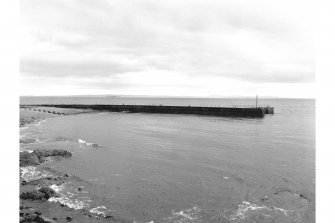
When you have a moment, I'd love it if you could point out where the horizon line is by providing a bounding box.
[19,94,315,99]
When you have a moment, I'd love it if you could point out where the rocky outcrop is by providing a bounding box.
[20,187,58,200]
[39,187,58,199]
[20,190,46,200]
[33,149,72,160]
[20,205,56,223]
[22,176,65,187]
[20,152,40,167]
[20,149,72,167]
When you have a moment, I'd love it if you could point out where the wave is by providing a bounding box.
[49,183,114,218]
[89,206,114,217]
[20,166,54,182]
[34,119,46,126]
[48,182,92,210]
[78,139,101,148]
[228,201,300,222]
[163,207,202,223]
[229,201,267,220]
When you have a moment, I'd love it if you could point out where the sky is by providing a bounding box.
[20,0,315,98]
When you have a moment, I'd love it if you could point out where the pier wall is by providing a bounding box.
[22,104,274,118]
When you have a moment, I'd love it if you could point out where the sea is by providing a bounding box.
[19,97,315,223]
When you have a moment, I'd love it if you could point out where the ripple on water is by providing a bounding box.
[226,201,302,222]
[162,207,202,223]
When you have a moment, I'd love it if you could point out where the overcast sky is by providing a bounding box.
[20,0,314,97]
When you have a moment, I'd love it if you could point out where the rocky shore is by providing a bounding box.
[20,106,93,127]
[20,148,133,223]
[19,108,133,223]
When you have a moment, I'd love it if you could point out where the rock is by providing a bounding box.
[103,215,133,223]
[64,173,70,177]
[38,187,58,199]
[20,190,45,200]
[33,149,54,159]
[24,176,65,187]
[20,152,40,167]
[39,157,54,163]
[20,187,58,200]
[33,215,56,223]
[32,149,72,163]
[51,149,72,157]
[66,216,73,221]
[21,180,27,185]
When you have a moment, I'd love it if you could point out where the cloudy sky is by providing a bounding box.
[20,0,314,97]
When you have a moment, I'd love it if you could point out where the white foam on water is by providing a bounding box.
[78,139,101,147]
[50,184,65,193]
[34,119,46,126]
[20,126,28,131]
[229,201,298,221]
[273,207,289,216]
[20,166,54,181]
[20,150,34,153]
[20,127,29,139]
[20,127,33,140]
[49,196,88,210]
[48,182,93,210]
[90,206,108,216]
[230,201,268,220]
[164,207,202,223]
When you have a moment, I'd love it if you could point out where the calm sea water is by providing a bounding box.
[20,97,315,222]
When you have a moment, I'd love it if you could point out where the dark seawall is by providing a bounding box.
[21,104,274,118]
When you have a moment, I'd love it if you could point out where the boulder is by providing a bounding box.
[51,149,72,157]
[20,190,45,200]
[33,149,72,159]
[20,152,40,167]
[32,149,72,163]
[38,187,58,199]
[24,176,65,187]
[33,149,54,159]
[20,187,58,200]
[20,213,56,223]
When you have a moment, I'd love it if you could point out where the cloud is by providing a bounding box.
[20,58,143,77]
[20,0,314,96]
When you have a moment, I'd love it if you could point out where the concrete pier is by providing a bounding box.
[21,104,274,118]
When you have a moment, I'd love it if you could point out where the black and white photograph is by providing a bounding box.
[14,0,318,222]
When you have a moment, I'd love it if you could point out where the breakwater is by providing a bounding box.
[21,104,274,118]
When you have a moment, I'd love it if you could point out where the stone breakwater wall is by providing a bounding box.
[23,104,274,118]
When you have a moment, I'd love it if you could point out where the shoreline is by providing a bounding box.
[19,107,132,223]
[20,106,94,127]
